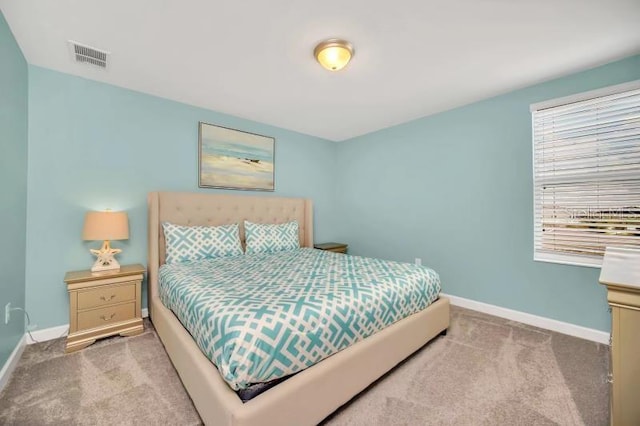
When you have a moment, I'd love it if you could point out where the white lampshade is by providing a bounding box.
[82,211,129,241]
[599,247,640,289]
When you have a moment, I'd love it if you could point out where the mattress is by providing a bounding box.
[159,248,441,391]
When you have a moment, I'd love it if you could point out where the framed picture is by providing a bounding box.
[198,122,275,191]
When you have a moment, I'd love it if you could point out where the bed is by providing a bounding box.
[148,191,450,425]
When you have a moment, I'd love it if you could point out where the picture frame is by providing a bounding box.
[198,122,275,191]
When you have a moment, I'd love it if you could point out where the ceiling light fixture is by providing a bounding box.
[314,39,354,72]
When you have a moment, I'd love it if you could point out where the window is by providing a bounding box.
[531,81,640,267]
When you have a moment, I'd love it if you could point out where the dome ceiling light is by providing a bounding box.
[314,39,354,72]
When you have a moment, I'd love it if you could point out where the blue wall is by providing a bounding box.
[0,12,28,367]
[336,55,640,332]
[26,66,338,329]
[18,50,640,334]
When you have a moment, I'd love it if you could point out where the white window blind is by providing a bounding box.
[531,81,640,267]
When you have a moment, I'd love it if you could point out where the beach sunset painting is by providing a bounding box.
[199,122,275,191]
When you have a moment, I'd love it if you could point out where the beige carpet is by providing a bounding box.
[323,308,609,426]
[0,321,200,425]
[0,308,609,425]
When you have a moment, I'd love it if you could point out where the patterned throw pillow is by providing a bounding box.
[244,220,300,254]
[162,222,243,264]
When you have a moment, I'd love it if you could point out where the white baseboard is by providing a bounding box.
[26,307,150,345]
[0,335,26,392]
[18,296,608,349]
[441,292,609,345]
[26,325,69,344]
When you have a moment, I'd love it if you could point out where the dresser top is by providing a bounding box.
[599,247,640,290]
[64,264,145,284]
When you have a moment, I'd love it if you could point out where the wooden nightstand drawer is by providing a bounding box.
[77,302,136,330]
[608,287,640,310]
[77,282,136,310]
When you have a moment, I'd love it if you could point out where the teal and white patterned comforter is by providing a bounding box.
[159,248,441,390]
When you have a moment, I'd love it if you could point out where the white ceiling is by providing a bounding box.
[2,0,639,141]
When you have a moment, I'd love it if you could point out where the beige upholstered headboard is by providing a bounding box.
[147,192,313,315]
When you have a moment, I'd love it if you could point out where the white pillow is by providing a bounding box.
[162,222,243,264]
[244,220,300,254]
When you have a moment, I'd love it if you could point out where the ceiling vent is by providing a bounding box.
[68,40,110,69]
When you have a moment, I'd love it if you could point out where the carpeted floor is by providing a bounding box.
[323,307,609,426]
[0,307,609,425]
[0,320,201,426]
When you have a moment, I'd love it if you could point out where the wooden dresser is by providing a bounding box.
[602,282,640,425]
[64,264,145,352]
[599,247,640,426]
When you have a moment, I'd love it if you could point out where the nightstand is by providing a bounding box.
[314,242,348,254]
[64,263,145,353]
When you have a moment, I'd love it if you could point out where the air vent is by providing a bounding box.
[68,40,110,69]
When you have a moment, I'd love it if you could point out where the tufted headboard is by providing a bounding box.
[147,192,313,313]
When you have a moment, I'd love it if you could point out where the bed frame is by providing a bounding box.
[147,191,450,425]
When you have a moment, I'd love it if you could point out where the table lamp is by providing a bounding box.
[82,210,129,272]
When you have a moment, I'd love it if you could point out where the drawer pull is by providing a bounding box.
[100,294,117,302]
[100,313,116,321]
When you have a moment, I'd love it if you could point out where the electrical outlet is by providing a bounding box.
[4,303,10,324]
[415,258,422,266]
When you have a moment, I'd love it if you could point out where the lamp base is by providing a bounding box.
[91,258,121,272]
[89,240,122,272]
